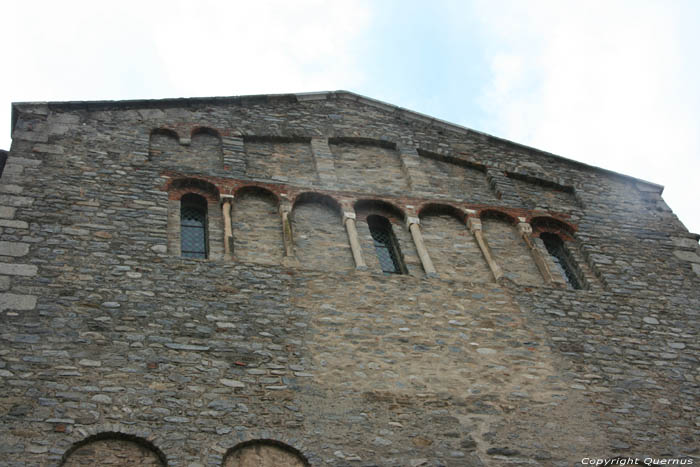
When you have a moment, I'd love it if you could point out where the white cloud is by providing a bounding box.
[474,0,700,233]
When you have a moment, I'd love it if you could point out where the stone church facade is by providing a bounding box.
[0,91,697,466]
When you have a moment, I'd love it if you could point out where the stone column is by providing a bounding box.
[344,211,367,270]
[221,195,234,257]
[517,219,555,285]
[468,216,503,281]
[407,216,437,276]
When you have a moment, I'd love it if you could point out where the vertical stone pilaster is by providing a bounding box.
[222,136,246,176]
[344,211,367,270]
[468,216,503,281]
[397,144,431,193]
[310,137,337,187]
[406,216,437,276]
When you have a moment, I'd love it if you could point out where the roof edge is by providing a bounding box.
[11,91,664,193]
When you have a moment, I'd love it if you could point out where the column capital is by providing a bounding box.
[220,194,234,204]
[279,198,292,214]
[467,217,482,232]
[406,216,420,228]
[343,211,356,221]
[517,222,532,235]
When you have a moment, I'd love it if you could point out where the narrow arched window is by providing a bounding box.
[541,233,581,289]
[367,215,405,274]
[180,193,208,259]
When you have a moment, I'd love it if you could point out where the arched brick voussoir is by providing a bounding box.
[56,425,174,467]
[216,434,314,467]
[165,177,221,202]
[529,215,577,240]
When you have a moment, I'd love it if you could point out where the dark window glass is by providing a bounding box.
[181,193,207,259]
[541,233,581,289]
[367,215,405,274]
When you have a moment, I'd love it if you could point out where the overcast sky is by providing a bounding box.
[2,0,699,234]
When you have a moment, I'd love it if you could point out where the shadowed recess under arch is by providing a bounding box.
[481,210,543,286]
[530,216,576,239]
[231,186,283,264]
[420,203,492,282]
[418,203,466,224]
[292,192,353,271]
[191,126,222,139]
[479,208,517,224]
[354,199,405,221]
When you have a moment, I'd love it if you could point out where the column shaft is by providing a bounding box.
[221,198,233,257]
[468,217,503,281]
[281,209,294,258]
[344,216,367,269]
[409,222,436,275]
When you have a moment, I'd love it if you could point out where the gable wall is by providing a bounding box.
[0,95,697,466]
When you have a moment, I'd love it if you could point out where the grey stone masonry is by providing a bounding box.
[1,91,697,467]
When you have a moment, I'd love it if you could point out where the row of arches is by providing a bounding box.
[60,432,308,466]
[165,178,585,288]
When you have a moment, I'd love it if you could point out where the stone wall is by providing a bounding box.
[0,92,697,466]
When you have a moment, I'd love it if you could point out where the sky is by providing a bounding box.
[2,0,699,234]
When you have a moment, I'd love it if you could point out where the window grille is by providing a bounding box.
[367,215,405,274]
[541,233,581,289]
[181,194,208,259]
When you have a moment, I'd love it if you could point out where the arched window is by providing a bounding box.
[367,215,406,274]
[540,233,581,289]
[180,193,208,258]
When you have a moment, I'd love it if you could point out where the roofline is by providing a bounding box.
[11,90,664,192]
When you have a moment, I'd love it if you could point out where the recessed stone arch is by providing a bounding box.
[419,204,492,282]
[231,186,284,264]
[530,216,590,289]
[191,126,224,170]
[480,209,543,285]
[291,192,353,272]
[354,199,423,277]
[149,128,181,164]
[166,177,223,259]
[60,432,167,466]
[222,439,310,467]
